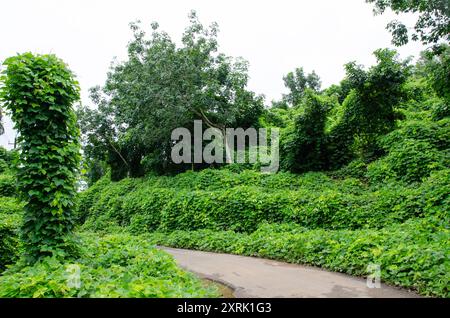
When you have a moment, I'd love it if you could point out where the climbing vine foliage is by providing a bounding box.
[0,53,81,262]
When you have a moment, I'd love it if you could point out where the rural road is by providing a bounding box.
[162,247,420,298]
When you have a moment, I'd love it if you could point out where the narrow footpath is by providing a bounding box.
[162,247,420,298]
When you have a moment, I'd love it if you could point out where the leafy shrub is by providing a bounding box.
[84,177,141,226]
[367,140,446,183]
[0,197,24,215]
[380,119,450,151]
[0,213,21,271]
[147,216,450,297]
[0,233,219,298]
[125,187,174,233]
[417,169,450,218]
[161,187,290,232]
[78,171,445,233]
[0,174,16,197]
[78,162,450,233]
[0,196,23,271]
[280,91,335,172]
[432,101,450,120]
[93,169,356,195]
[138,169,338,192]
[331,159,368,180]
[75,174,111,224]
[0,147,18,172]
[0,160,9,174]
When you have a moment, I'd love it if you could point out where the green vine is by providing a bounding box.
[0,53,81,263]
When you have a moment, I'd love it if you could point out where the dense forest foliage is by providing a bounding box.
[76,13,449,184]
[0,4,448,298]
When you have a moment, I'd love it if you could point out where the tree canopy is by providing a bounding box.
[281,68,321,107]
[79,11,263,181]
[366,0,450,50]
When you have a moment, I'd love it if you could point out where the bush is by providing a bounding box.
[0,147,18,172]
[0,196,23,271]
[146,217,450,297]
[0,160,9,174]
[78,169,446,233]
[0,213,21,271]
[160,187,290,232]
[280,91,335,172]
[0,233,219,298]
[81,177,141,227]
[138,169,339,192]
[431,100,450,120]
[125,187,174,233]
[417,169,450,218]
[78,164,450,233]
[367,140,446,183]
[330,159,368,180]
[0,197,23,215]
[75,175,111,224]
[380,119,450,151]
[0,174,16,197]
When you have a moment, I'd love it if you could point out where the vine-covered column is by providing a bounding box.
[0,53,81,262]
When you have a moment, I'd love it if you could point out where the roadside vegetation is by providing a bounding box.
[0,3,448,298]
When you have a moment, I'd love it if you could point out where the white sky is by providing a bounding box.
[0,0,425,149]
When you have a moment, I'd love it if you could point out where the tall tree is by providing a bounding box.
[281,90,336,172]
[328,49,410,166]
[416,44,450,103]
[366,0,450,50]
[80,11,264,177]
[282,68,321,107]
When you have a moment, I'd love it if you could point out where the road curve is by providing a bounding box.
[161,247,420,298]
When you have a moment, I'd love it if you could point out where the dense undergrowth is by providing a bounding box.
[1,98,448,297]
[69,93,450,297]
[0,233,218,297]
[76,168,449,234]
[0,154,217,298]
[72,167,449,297]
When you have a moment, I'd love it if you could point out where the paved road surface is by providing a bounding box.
[161,247,419,298]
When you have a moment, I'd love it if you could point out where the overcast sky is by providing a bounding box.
[0,0,425,148]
